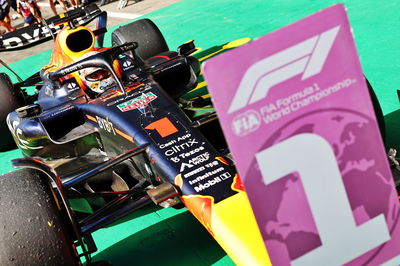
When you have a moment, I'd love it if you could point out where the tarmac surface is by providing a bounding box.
[0,0,179,64]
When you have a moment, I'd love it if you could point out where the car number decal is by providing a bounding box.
[144,117,178,138]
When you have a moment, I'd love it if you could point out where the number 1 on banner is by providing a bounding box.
[256,133,390,265]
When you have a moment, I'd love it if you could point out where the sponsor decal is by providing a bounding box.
[170,157,180,163]
[128,73,139,81]
[153,132,204,163]
[87,115,133,142]
[177,146,204,159]
[180,162,195,172]
[122,60,132,68]
[194,176,222,192]
[66,82,80,93]
[104,85,146,106]
[125,82,143,93]
[159,133,191,149]
[187,152,211,166]
[182,165,205,176]
[192,171,232,192]
[0,24,61,49]
[99,89,122,103]
[189,167,225,186]
[66,82,76,90]
[44,85,53,97]
[96,116,116,135]
[183,158,233,192]
[160,139,177,149]
[0,8,96,51]
[117,92,157,112]
[181,159,219,176]
[164,139,199,157]
[156,131,210,164]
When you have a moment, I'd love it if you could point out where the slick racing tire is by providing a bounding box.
[0,73,20,151]
[0,169,79,265]
[111,18,169,60]
[366,78,385,141]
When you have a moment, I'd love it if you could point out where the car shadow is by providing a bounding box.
[90,210,231,266]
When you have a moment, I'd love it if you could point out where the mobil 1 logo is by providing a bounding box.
[181,157,237,201]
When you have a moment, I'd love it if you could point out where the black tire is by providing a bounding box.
[0,168,79,265]
[366,78,385,141]
[0,73,20,151]
[111,18,169,60]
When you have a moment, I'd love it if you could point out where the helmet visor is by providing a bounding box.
[85,69,111,82]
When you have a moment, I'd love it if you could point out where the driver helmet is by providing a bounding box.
[78,51,115,95]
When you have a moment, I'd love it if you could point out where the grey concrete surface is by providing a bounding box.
[0,0,180,64]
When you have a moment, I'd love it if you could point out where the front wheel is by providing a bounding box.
[111,18,169,60]
[0,168,79,265]
[0,73,23,151]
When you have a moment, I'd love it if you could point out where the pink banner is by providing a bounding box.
[203,4,400,265]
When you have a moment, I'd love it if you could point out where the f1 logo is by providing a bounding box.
[228,26,340,114]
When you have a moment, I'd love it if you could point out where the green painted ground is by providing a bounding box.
[1,0,399,265]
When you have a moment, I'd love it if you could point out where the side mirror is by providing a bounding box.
[177,40,196,56]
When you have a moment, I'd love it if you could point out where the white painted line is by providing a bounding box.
[36,2,141,19]
[106,11,142,19]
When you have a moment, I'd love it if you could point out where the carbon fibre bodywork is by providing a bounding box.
[9,39,241,203]
[2,10,269,264]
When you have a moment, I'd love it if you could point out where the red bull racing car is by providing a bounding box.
[0,4,269,265]
[0,4,389,265]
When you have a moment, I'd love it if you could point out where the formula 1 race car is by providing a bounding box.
[0,4,388,265]
[0,4,269,265]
